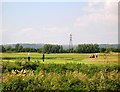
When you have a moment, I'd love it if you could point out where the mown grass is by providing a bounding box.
[1,52,119,64]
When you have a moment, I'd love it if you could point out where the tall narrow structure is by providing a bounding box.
[69,34,73,52]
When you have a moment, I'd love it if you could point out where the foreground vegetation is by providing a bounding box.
[1,53,120,91]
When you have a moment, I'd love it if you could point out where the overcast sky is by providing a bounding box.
[1,0,119,45]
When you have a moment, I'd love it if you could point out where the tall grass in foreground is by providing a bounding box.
[2,61,120,91]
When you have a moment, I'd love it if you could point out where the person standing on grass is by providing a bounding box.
[28,52,30,61]
[104,53,107,62]
[96,53,98,58]
[42,53,45,62]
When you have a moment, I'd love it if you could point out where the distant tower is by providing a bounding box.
[69,34,73,52]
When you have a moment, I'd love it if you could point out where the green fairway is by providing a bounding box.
[1,52,119,65]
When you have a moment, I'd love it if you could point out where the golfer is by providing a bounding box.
[42,53,45,62]
[28,52,30,61]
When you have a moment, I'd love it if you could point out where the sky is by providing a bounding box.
[1,0,119,45]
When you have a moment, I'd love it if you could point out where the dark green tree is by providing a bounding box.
[15,44,23,52]
[75,44,100,53]
[1,45,6,52]
[6,46,12,52]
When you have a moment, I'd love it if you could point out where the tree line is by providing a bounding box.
[0,43,120,53]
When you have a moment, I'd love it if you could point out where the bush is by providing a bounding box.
[2,61,120,91]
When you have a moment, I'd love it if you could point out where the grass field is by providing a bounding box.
[1,52,120,91]
[1,52,119,64]
[0,53,120,63]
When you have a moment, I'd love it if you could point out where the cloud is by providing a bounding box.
[19,28,33,35]
[2,26,71,44]
[19,27,70,36]
[74,0,118,28]
[21,28,33,32]
[2,1,119,44]
[73,0,118,44]
[88,0,119,3]
[42,27,70,34]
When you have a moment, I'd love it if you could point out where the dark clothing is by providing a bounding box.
[42,54,44,62]
[28,53,30,61]
[28,57,30,61]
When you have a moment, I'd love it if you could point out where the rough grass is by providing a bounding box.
[1,52,120,91]
[2,61,120,91]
